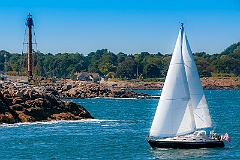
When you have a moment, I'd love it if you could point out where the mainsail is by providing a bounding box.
[149,25,196,138]
[182,31,212,129]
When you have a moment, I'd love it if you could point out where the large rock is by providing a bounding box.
[0,82,94,124]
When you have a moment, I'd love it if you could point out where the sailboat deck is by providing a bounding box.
[163,136,213,142]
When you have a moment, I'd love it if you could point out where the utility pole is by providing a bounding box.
[26,13,33,79]
[4,54,7,74]
[136,67,139,79]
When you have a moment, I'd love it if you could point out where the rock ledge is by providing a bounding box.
[0,82,93,124]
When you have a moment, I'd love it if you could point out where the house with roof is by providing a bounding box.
[72,72,100,82]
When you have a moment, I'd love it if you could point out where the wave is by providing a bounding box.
[0,119,122,128]
[91,97,138,100]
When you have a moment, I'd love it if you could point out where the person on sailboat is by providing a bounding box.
[210,130,216,138]
[210,130,221,140]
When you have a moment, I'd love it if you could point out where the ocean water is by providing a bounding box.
[0,90,239,159]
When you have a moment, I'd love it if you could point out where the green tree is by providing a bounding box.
[33,60,44,76]
[99,63,117,75]
[212,55,240,76]
[116,57,137,79]
[88,63,100,73]
[98,52,117,75]
[221,42,240,55]
[194,52,212,77]
[117,52,127,63]
[143,64,160,78]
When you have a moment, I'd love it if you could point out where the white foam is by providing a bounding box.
[0,119,121,127]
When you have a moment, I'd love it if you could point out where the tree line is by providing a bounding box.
[0,42,240,80]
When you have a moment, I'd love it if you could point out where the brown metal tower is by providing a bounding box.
[26,13,33,78]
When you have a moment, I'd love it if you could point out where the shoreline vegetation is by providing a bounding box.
[1,76,239,124]
[1,41,240,81]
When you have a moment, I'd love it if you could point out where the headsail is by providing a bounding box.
[182,31,212,129]
[149,25,196,138]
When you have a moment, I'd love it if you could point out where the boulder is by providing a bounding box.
[0,82,94,124]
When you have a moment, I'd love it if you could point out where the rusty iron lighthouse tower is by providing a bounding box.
[26,13,34,78]
[22,13,37,81]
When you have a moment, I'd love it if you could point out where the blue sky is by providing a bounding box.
[0,0,240,55]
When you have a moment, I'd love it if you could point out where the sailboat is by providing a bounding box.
[147,24,225,149]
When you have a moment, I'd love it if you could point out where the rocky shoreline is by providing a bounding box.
[0,80,150,124]
[31,77,240,99]
[201,77,240,90]
[41,79,150,99]
[0,82,93,124]
[1,76,239,124]
[100,77,240,90]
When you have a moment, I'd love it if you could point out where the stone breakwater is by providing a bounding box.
[42,79,150,99]
[0,82,93,124]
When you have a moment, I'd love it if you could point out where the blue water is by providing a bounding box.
[0,90,239,159]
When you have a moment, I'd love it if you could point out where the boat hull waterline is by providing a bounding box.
[148,139,224,149]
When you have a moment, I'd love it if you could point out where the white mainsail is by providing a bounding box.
[182,31,212,129]
[149,26,196,138]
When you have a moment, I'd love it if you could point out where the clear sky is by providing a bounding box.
[0,0,240,55]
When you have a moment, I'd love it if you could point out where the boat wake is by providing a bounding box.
[150,147,211,159]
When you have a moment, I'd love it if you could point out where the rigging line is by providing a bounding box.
[194,113,204,122]
[184,64,191,68]
[32,26,38,51]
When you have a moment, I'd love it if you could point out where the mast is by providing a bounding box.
[180,22,184,30]
[26,13,33,78]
